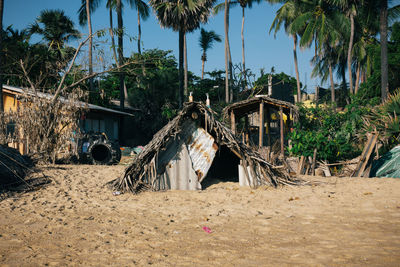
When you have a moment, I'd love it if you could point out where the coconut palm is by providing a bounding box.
[215,0,261,95]
[199,29,222,79]
[270,0,303,102]
[128,0,150,54]
[79,0,100,93]
[29,9,80,50]
[329,0,366,95]
[149,0,216,107]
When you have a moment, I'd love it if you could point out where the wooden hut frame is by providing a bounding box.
[223,95,298,157]
[112,102,301,193]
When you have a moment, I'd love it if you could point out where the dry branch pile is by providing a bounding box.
[113,102,302,193]
[0,89,86,163]
[0,145,34,188]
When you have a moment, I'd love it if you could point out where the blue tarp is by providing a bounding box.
[370,145,400,178]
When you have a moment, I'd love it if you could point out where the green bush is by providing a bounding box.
[289,96,375,162]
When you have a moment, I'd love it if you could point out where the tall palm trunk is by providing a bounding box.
[0,0,4,112]
[178,29,184,108]
[137,9,142,54]
[241,7,246,90]
[354,61,361,94]
[117,0,125,110]
[201,52,206,80]
[293,34,301,103]
[380,0,388,102]
[184,32,188,99]
[108,8,118,68]
[224,0,230,103]
[86,0,94,93]
[347,11,355,94]
[329,61,335,106]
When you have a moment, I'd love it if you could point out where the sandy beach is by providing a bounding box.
[0,164,399,266]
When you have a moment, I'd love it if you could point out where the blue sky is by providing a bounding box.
[4,0,321,92]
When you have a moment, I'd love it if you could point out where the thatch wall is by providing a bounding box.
[112,102,300,193]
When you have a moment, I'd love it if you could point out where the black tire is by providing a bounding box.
[86,139,121,165]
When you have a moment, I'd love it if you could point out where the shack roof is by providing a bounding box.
[112,101,301,193]
[2,84,133,117]
[224,95,298,118]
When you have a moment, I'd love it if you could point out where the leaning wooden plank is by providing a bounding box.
[311,148,317,176]
[297,156,305,175]
[353,134,378,177]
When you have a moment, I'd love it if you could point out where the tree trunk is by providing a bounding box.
[347,11,355,94]
[293,35,301,103]
[178,29,184,108]
[201,53,205,80]
[137,9,142,54]
[224,0,230,103]
[241,7,246,90]
[117,0,125,110]
[354,61,361,94]
[0,0,4,112]
[109,7,118,65]
[86,0,94,94]
[380,0,388,102]
[329,61,335,106]
[184,32,188,100]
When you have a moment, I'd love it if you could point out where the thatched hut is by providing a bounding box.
[113,102,300,193]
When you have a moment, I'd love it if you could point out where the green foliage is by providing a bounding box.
[254,71,299,94]
[100,49,180,139]
[289,95,375,162]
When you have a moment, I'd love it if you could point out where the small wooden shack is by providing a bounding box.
[112,102,300,193]
[224,95,298,157]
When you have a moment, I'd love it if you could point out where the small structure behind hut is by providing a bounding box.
[113,102,298,193]
[224,95,298,158]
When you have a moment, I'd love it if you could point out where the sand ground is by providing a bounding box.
[0,164,399,266]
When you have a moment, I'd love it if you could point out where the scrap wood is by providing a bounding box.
[352,134,378,177]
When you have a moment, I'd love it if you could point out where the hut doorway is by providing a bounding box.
[201,145,240,189]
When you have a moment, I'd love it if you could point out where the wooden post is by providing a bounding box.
[259,101,264,148]
[311,148,317,176]
[279,106,284,157]
[230,111,236,135]
[244,115,249,145]
[265,106,271,147]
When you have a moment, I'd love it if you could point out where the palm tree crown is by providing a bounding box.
[29,9,79,49]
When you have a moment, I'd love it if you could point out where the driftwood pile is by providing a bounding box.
[112,102,303,193]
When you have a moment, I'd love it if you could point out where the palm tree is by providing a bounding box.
[329,0,366,95]
[199,28,222,79]
[79,0,100,93]
[270,0,303,102]
[127,0,150,54]
[29,9,80,50]
[215,0,261,97]
[380,0,388,101]
[149,0,216,107]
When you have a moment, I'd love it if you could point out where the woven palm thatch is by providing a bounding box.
[112,102,300,193]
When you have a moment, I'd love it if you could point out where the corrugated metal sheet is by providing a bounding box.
[183,121,218,183]
[163,144,201,190]
[153,120,218,190]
